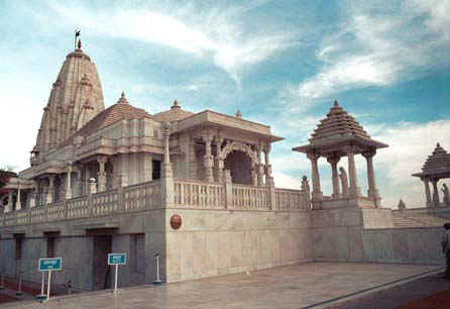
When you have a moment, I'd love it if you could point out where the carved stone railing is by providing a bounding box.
[274,188,309,210]
[124,181,161,211]
[232,184,270,210]
[174,180,225,208]
[173,179,310,211]
[0,179,311,227]
[0,181,162,227]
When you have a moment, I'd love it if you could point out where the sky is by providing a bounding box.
[0,0,449,208]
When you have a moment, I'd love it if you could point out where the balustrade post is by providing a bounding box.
[268,177,276,210]
[223,170,232,209]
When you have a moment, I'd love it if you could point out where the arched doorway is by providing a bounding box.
[224,150,253,185]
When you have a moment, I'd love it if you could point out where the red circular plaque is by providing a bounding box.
[170,214,182,230]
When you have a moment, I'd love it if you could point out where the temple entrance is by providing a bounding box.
[92,234,112,290]
[224,151,253,185]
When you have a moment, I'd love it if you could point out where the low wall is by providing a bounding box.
[362,227,446,265]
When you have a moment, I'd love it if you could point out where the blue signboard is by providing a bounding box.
[108,253,127,265]
[39,257,62,271]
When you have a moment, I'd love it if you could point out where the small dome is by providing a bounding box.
[153,100,194,122]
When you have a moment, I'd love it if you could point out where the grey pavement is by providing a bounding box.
[2,262,444,309]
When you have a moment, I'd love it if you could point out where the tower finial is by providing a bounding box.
[333,100,339,107]
[117,91,128,104]
[235,109,242,119]
[75,29,80,50]
[171,100,180,109]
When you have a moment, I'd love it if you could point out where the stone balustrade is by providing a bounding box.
[173,179,310,211]
[0,179,311,227]
[174,180,225,209]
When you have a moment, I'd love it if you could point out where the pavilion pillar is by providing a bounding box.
[46,175,55,204]
[423,177,432,207]
[307,152,323,200]
[161,122,174,207]
[256,144,264,186]
[347,151,361,197]
[432,178,440,207]
[264,144,272,186]
[16,186,21,211]
[97,156,107,192]
[327,155,340,198]
[65,163,73,199]
[5,190,13,212]
[203,135,214,182]
[215,135,224,182]
[362,150,380,206]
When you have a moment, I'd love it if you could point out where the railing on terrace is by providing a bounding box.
[0,181,161,227]
[0,179,311,227]
[174,180,225,209]
[173,179,310,211]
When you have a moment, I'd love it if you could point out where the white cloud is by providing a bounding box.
[50,3,295,84]
[0,96,42,171]
[289,0,450,103]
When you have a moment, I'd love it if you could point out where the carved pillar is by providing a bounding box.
[46,175,55,204]
[263,144,272,186]
[5,190,13,212]
[203,135,214,182]
[432,178,440,207]
[162,122,174,207]
[307,152,323,200]
[362,150,378,197]
[346,150,361,197]
[327,156,340,198]
[97,156,107,192]
[16,186,21,211]
[65,163,73,199]
[253,144,263,186]
[423,177,432,207]
[214,136,224,182]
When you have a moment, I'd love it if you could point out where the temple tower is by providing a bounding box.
[31,40,104,165]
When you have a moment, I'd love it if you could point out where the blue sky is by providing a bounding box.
[1,0,449,207]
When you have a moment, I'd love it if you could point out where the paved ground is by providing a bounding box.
[326,272,450,309]
[2,263,444,309]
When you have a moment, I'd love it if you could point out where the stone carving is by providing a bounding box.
[442,184,449,206]
[301,175,310,197]
[170,214,182,230]
[339,167,349,196]
[397,199,406,210]
[219,141,258,165]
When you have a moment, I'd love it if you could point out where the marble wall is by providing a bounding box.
[165,209,312,282]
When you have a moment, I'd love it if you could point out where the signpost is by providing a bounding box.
[108,253,126,293]
[38,257,62,301]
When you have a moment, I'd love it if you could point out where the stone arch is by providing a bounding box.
[219,141,258,165]
[220,141,258,185]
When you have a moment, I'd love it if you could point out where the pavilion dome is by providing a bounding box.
[73,92,152,138]
[422,143,450,173]
[32,41,104,160]
[153,100,194,122]
[309,100,371,144]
